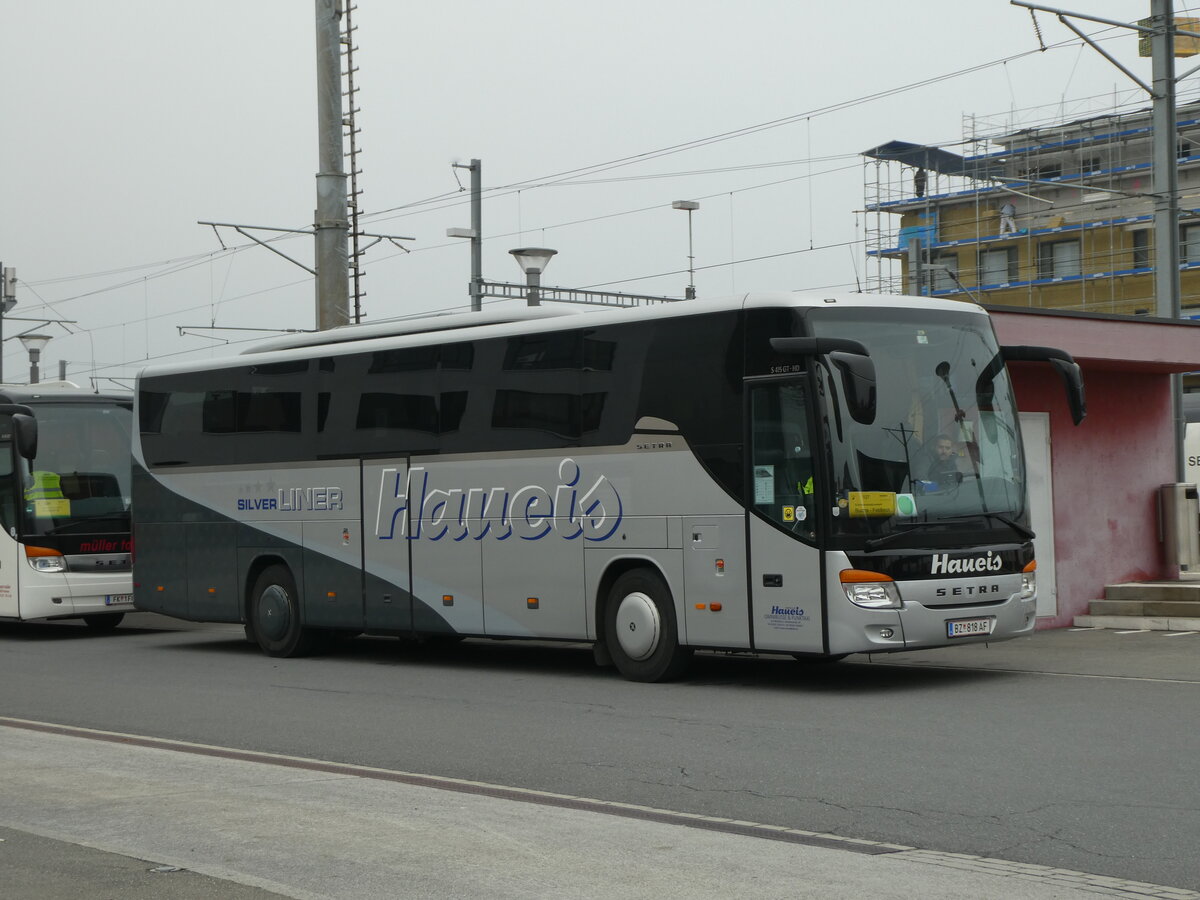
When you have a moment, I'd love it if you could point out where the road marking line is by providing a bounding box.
[1165,631,1198,637]
[1114,629,1150,634]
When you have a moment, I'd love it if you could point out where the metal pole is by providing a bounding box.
[527,270,541,307]
[29,351,38,386]
[470,159,483,312]
[907,237,925,296]
[686,209,696,300]
[1150,0,1187,482]
[1152,0,1181,320]
[314,0,349,331]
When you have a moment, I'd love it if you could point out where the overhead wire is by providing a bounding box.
[28,17,1138,377]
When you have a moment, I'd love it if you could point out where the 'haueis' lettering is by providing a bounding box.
[375,458,623,543]
[930,551,1004,576]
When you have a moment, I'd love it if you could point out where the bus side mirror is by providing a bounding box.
[768,337,877,425]
[12,414,36,461]
[1001,345,1086,426]
[829,351,877,425]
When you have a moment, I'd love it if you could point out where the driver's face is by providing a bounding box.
[936,440,953,459]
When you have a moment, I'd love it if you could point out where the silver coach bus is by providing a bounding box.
[132,293,1084,681]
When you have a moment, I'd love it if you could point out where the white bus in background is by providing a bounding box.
[0,383,133,629]
[132,292,1084,681]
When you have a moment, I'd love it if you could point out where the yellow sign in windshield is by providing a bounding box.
[847,491,896,518]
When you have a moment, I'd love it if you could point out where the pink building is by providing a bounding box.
[988,306,1200,628]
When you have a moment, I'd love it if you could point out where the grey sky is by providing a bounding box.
[0,1,1183,386]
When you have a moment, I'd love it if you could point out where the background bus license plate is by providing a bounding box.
[947,617,993,638]
[105,594,134,606]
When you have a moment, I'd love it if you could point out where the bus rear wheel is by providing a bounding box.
[83,613,124,631]
[604,568,691,683]
[249,565,315,658]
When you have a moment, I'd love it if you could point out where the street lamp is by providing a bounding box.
[509,247,557,307]
[672,201,699,300]
[19,334,50,385]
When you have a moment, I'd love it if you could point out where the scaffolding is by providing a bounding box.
[863,85,1200,316]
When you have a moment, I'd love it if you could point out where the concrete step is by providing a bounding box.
[1089,598,1200,617]
[1073,614,1200,631]
[1104,581,1200,602]
[1080,580,1200,629]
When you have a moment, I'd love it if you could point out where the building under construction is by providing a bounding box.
[862,88,1200,318]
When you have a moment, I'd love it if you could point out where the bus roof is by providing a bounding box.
[0,381,131,406]
[138,292,987,381]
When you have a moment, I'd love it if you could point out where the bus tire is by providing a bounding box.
[83,613,124,631]
[249,565,315,658]
[792,653,848,664]
[604,568,691,683]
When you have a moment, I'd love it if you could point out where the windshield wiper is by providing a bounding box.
[863,512,1033,553]
[969,512,1034,541]
[37,510,130,535]
[863,522,941,553]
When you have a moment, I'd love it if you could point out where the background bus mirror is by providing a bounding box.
[829,351,877,425]
[12,414,37,461]
[1001,345,1087,426]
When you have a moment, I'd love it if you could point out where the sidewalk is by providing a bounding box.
[2,683,1197,900]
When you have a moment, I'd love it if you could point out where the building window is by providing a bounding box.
[931,253,959,291]
[1182,224,1200,264]
[978,247,1016,285]
[1024,160,1062,181]
[1132,230,1151,269]
[1037,239,1081,279]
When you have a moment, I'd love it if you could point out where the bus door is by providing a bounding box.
[745,378,825,655]
[362,457,415,632]
[0,435,19,617]
[361,457,485,637]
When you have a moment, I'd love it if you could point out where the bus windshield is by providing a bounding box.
[20,402,133,538]
[809,307,1026,546]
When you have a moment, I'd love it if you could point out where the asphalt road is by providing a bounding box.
[1,613,1198,896]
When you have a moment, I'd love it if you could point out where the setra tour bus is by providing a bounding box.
[131,292,1084,681]
[0,382,134,629]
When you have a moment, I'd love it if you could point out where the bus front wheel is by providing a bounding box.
[604,568,691,683]
[249,565,315,658]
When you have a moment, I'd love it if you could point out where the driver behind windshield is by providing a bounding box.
[917,433,962,489]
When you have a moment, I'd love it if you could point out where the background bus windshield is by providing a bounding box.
[19,403,132,538]
[809,307,1026,545]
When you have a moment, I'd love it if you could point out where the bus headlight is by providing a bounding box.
[25,546,67,573]
[1020,561,1037,600]
[840,569,901,609]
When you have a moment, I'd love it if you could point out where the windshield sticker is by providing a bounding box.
[894,493,917,517]
[753,465,775,503]
[848,491,896,518]
[33,499,70,517]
